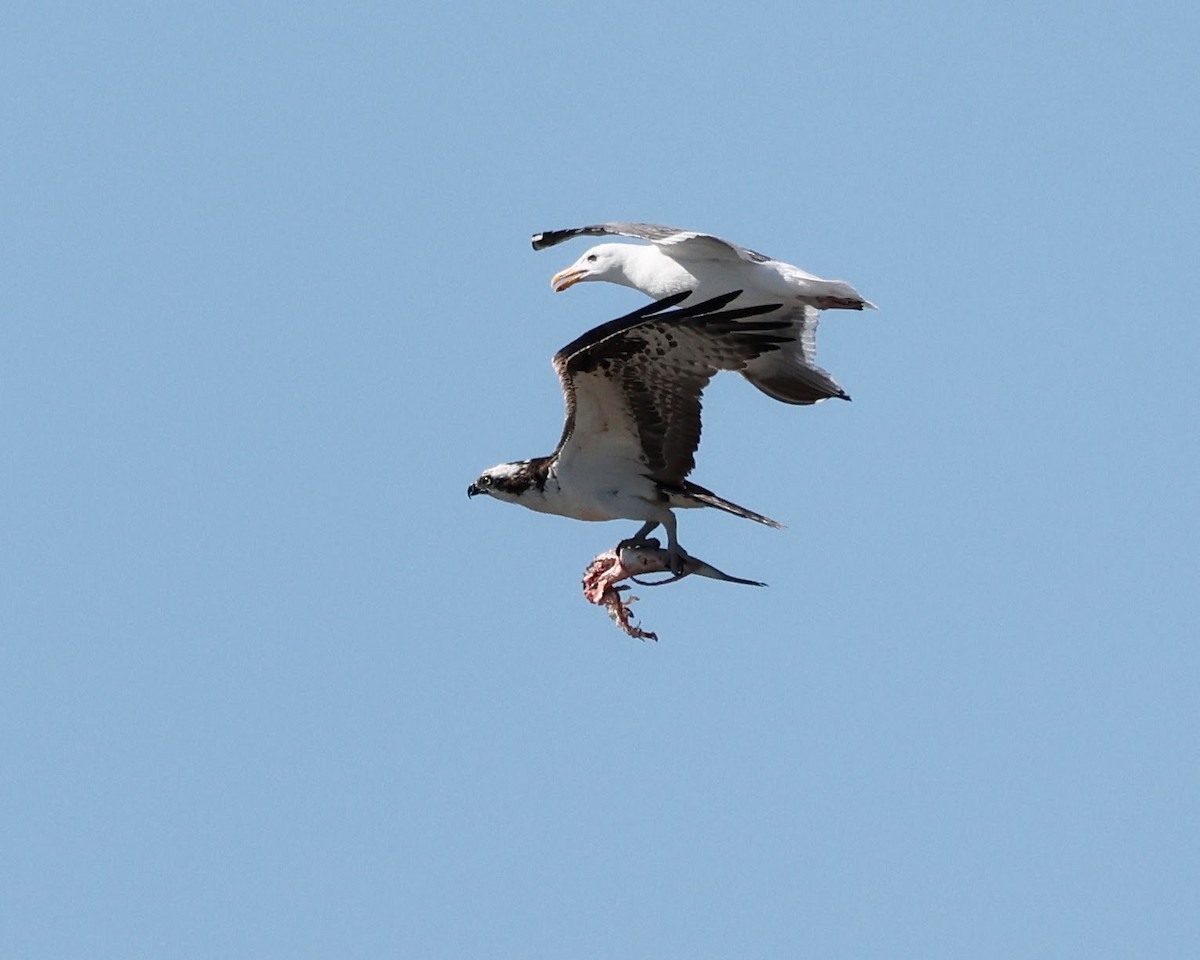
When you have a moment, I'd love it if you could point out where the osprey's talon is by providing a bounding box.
[667,547,692,577]
[617,535,661,552]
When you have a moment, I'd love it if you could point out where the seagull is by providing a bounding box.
[468,291,790,573]
[532,222,875,406]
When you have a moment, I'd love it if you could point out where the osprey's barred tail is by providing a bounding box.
[678,481,784,529]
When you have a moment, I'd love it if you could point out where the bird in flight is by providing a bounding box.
[533,221,874,406]
[468,291,791,573]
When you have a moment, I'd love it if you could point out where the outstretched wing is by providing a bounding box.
[532,222,774,264]
[552,293,790,485]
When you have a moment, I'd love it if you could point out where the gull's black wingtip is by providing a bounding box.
[532,229,572,251]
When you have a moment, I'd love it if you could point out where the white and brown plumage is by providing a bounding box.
[533,222,875,406]
[468,292,791,571]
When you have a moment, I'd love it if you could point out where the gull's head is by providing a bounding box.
[550,243,631,292]
[468,460,543,504]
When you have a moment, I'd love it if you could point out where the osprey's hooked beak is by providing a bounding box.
[550,267,587,292]
[467,482,481,498]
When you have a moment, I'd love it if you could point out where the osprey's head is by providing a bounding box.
[550,243,632,292]
[468,460,546,503]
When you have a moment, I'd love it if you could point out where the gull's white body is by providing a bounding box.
[579,240,870,311]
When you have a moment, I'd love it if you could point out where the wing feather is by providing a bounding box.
[552,294,791,484]
[532,222,773,264]
[740,304,850,404]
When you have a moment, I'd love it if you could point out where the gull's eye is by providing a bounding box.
[586,253,598,262]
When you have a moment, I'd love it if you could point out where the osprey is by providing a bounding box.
[468,292,791,572]
[532,221,875,406]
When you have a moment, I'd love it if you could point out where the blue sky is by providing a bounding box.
[2,1,1197,957]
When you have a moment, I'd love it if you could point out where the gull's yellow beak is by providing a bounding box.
[550,267,587,292]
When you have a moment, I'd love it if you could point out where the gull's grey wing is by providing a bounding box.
[532,222,774,264]
[552,293,790,484]
[741,304,850,405]
[532,222,689,249]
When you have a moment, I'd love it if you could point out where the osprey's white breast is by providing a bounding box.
[551,451,660,524]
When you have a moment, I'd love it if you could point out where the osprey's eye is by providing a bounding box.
[586,253,598,262]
